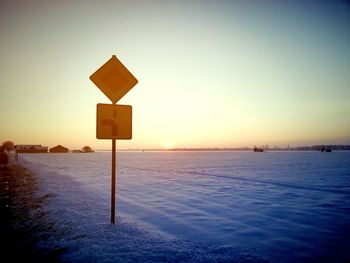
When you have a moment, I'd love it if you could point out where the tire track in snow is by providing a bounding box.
[117,167,324,238]
[120,165,350,195]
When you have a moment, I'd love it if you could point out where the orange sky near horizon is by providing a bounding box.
[1,1,349,150]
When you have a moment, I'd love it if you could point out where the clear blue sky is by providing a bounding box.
[0,0,349,149]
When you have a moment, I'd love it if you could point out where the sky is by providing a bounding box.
[0,0,349,150]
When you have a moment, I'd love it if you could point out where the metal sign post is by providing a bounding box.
[111,139,116,224]
[90,55,138,224]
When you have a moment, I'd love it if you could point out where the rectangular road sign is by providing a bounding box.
[96,104,132,139]
[90,55,138,104]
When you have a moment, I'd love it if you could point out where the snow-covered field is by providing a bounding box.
[19,151,350,262]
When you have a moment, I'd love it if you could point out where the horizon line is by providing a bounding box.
[97,144,350,152]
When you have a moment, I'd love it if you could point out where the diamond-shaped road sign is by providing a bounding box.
[90,55,137,225]
[90,55,138,104]
[96,103,132,139]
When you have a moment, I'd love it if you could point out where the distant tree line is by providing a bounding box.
[1,141,14,153]
[154,145,350,151]
[0,140,14,166]
[292,145,350,151]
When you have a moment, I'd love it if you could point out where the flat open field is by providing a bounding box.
[13,151,350,262]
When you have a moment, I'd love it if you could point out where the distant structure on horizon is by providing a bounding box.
[15,145,48,153]
[253,146,264,152]
[320,146,332,152]
[72,146,95,153]
[49,145,69,153]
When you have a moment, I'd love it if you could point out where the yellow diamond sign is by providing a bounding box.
[90,55,138,104]
[96,104,132,140]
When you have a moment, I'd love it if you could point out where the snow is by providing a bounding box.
[19,151,350,262]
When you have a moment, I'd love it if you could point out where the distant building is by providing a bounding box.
[49,145,69,153]
[15,145,48,153]
[253,146,264,152]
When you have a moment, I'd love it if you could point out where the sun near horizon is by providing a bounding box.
[0,1,349,149]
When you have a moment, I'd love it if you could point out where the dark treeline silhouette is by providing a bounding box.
[133,145,350,152]
[293,145,350,151]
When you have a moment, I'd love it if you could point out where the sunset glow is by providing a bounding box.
[0,1,349,149]
[163,142,174,150]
